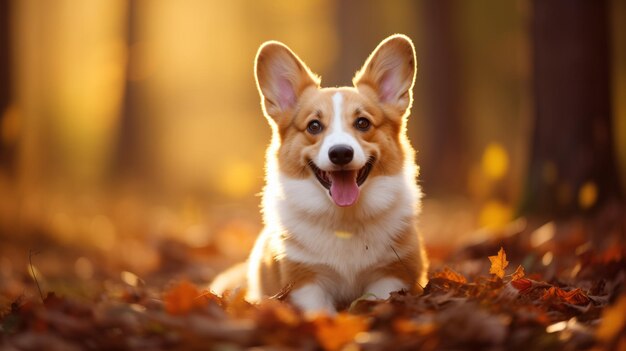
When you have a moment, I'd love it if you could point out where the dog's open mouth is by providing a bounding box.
[308,157,375,207]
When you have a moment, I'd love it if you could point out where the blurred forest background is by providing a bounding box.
[0,0,624,298]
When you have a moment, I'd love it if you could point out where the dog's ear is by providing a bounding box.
[353,34,417,118]
[255,41,320,122]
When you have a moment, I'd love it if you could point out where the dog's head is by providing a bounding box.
[255,35,417,208]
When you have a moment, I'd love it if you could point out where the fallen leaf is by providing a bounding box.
[510,265,525,281]
[196,289,223,306]
[432,267,467,284]
[437,303,508,346]
[221,288,252,318]
[489,247,509,279]
[256,299,300,327]
[559,288,590,305]
[511,278,532,292]
[541,287,590,305]
[393,318,435,335]
[314,313,369,351]
[163,280,206,315]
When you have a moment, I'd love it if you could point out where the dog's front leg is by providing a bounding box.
[289,283,336,315]
[364,277,407,300]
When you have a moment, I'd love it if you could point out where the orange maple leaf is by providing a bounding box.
[510,265,525,281]
[488,247,509,279]
[541,287,590,305]
[432,267,467,284]
[314,313,369,351]
[511,278,532,292]
[163,280,207,315]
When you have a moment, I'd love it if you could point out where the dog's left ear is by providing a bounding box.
[353,34,417,118]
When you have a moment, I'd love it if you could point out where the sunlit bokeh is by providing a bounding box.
[481,143,509,181]
[578,181,598,210]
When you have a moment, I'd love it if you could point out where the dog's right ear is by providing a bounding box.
[255,42,320,122]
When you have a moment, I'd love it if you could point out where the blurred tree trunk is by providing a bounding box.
[417,0,467,196]
[522,0,621,217]
[112,1,140,182]
[330,0,380,86]
[0,0,15,175]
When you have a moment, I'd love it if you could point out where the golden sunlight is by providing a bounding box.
[478,200,513,230]
[481,142,509,181]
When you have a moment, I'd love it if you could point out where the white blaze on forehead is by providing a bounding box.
[332,92,344,134]
[315,92,366,169]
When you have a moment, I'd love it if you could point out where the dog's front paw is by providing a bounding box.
[365,277,406,300]
[290,283,336,316]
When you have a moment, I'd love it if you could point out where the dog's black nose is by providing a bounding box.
[329,145,354,165]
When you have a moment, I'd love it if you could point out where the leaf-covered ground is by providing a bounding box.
[1,204,625,350]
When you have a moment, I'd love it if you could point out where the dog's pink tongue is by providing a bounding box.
[330,170,359,207]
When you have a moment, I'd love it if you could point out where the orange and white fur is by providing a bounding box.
[211,34,428,314]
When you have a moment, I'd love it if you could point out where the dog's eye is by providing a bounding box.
[307,120,323,134]
[354,117,371,131]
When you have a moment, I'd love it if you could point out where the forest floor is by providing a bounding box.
[0,201,624,351]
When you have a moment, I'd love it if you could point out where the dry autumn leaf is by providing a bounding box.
[510,265,525,281]
[541,287,590,305]
[393,317,436,336]
[256,299,300,327]
[432,267,468,284]
[163,280,207,315]
[223,288,252,317]
[488,247,509,279]
[511,278,533,292]
[314,313,369,351]
[196,289,223,305]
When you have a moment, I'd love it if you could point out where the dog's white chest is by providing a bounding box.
[287,225,394,279]
[271,173,417,279]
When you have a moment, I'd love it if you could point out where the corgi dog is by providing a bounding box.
[211,34,428,314]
